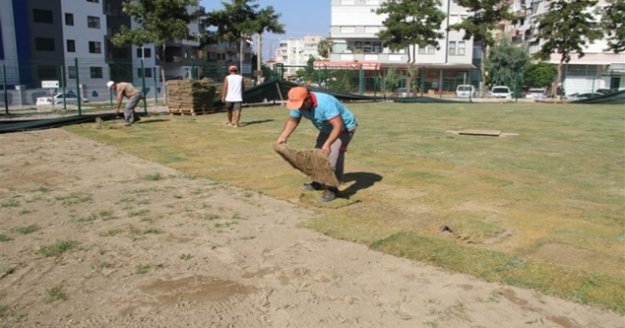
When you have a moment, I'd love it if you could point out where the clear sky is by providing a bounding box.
[200,0,331,58]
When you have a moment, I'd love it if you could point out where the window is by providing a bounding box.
[87,16,100,29]
[67,39,75,52]
[35,37,55,51]
[90,67,103,78]
[33,9,53,24]
[449,41,456,55]
[88,41,101,53]
[38,65,57,80]
[137,68,152,78]
[418,45,436,54]
[136,48,151,58]
[65,13,74,26]
[68,66,77,79]
[457,41,466,55]
[87,0,99,2]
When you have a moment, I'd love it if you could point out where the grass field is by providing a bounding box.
[66,101,625,313]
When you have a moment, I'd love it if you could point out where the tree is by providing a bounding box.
[296,56,318,82]
[449,0,516,95]
[111,0,199,103]
[317,39,333,59]
[374,0,445,93]
[600,0,625,53]
[484,38,529,93]
[201,0,285,68]
[533,0,604,97]
[523,62,557,89]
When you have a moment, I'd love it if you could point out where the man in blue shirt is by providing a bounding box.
[276,87,357,202]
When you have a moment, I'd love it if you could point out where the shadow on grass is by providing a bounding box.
[241,119,274,127]
[134,119,171,124]
[341,171,383,197]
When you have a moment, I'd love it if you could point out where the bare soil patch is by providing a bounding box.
[0,128,623,327]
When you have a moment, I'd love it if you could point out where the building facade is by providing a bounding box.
[0,0,206,105]
[326,0,477,94]
[513,0,625,95]
[272,35,325,78]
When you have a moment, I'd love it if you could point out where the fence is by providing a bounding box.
[0,57,167,113]
[274,64,484,98]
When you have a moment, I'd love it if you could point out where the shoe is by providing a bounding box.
[302,182,324,192]
[320,189,337,202]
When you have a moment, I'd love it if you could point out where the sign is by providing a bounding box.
[313,60,380,71]
[41,80,59,88]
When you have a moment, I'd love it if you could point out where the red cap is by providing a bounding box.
[228,65,238,72]
[286,87,308,109]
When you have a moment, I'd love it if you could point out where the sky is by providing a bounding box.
[199,0,331,58]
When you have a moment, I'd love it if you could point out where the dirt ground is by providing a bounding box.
[0,128,623,328]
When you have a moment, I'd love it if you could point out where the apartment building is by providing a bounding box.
[272,35,324,78]
[326,0,476,93]
[0,0,203,105]
[202,39,253,80]
[513,0,624,94]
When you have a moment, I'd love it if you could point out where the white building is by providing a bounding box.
[326,0,476,94]
[273,35,324,77]
[514,0,625,94]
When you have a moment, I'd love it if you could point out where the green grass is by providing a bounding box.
[14,224,39,235]
[65,101,625,313]
[44,285,67,303]
[39,240,78,257]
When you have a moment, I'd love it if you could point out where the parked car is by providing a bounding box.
[394,87,415,98]
[525,87,547,100]
[490,86,512,99]
[36,92,88,106]
[455,84,476,98]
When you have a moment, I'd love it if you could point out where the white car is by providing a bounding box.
[490,86,512,99]
[36,92,88,106]
[456,84,476,98]
[525,88,547,100]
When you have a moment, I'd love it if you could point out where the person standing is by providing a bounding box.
[107,81,143,126]
[221,65,244,127]
[276,86,358,202]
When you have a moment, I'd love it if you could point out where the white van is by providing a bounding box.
[455,84,476,98]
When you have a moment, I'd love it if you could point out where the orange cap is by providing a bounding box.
[286,87,308,109]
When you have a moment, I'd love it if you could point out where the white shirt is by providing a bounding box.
[225,74,243,102]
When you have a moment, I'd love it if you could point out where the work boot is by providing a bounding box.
[302,182,324,192]
[320,187,338,202]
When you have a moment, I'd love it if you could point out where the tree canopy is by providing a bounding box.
[533,0,603,95]
[374,0,445,63]
[600,0,625,53]
[201,0,284,46]
[484,39,529,88]
[533,0,604,64]
[449,0,516,49]
[111,0,199,55]
[523,62,558,88]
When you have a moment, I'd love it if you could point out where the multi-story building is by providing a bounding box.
[272,35,324,78]
[513,0,625,94]
[202,39,253,81]
[325,0,476,94]
[0,0,205,105]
